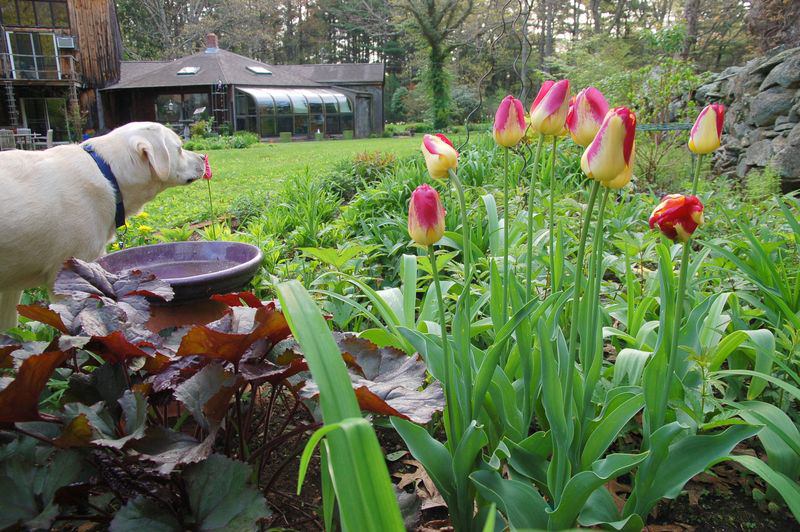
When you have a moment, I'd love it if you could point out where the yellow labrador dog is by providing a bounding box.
[0,122,207,330]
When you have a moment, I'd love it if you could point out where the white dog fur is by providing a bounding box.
[0,122,206,330]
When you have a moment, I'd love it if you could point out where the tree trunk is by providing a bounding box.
[613,0,627,37]
[681,0,700,59]
[590,0,602,33]
[429,46,449,129]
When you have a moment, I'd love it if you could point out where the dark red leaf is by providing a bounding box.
[85,331,152,365]
[210,292,265,308]
[16,304,70,333]
[0,350,69,424]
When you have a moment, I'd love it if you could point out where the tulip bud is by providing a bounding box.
[408,184,446,246]
[202,154,212,180]
[649,194,704,242]
[581,107,636,185]
[688,103,724,154]
[530,80,570,136]
[566,87,609,147]
[493,95,527,147]
[421,133,458,179]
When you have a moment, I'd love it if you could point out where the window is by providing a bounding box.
[0,0,69,28]
[21,96,68,140]
[177,66,199,76]
[6,31,59,79]
[155,93,210,124]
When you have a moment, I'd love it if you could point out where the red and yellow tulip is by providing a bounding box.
[421,133,458,179]
[688,103,725,154]
[649,194,704,242]
[530,80,570,136]
[566,87,609,147]
[408,184,446,246]
[493,95,527,148]
[581,107,636,188]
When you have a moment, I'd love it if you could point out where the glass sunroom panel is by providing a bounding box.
[289,91,308,114]
[271,90,292,113]
[335,94,351,113]
[321,92,339,114]
[302,90,323,113]
[276,115,292,134]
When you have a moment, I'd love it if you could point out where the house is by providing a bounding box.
[102,34,385,139]
[0,0,122,141]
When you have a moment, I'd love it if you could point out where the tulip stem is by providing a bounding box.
[548,136,560,295]
[503,147,510,324]
[691,154,704,196]
[526,134,544,300]
[206,179,217,240]
[448,168,473,424]
[429,244,457,450]
[565,180,600,424]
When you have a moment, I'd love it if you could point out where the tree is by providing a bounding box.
[399,0,475,128]
[680,0,701,59]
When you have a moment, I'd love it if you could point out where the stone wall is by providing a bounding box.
[693,46,800,191]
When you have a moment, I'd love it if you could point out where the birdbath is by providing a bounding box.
[98,241,263,331]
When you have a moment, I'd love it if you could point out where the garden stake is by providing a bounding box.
[526,134,544,300]
[548,136,560,296]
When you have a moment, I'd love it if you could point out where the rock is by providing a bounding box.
[760,55,800,90]
[737,158,752,178]
[744,139,773,166]
[764,130,780,138]
[775,115,792,126]
[771,123,800,179]
[749,87,795,126]
[750,47,800,75]
[774,122,796,133]
[696,81,721,103]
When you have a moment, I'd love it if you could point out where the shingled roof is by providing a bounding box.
[105,48,323,90]
[283,63,385,85]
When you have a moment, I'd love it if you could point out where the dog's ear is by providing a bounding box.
[131,131,170,181]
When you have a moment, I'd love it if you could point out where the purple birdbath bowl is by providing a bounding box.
[97,241,263,331]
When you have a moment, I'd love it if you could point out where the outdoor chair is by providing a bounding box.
[15,128,32,150]
[33,129,53,150]
[0,129,14,151]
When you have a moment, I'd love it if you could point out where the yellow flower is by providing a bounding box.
[138,225,153,234]
[134,211,150,219]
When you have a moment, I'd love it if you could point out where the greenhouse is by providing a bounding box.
[235,88,354,138]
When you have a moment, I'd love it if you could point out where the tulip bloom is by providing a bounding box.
[494,95,527,147]
[566,87,609,147]
[421,133,458,179]
[688,103,724,154]
[581,107,636,185]
[202,154,212,179]
[530,80,570,136]
[408,184,446,246]
[649,194,704,242]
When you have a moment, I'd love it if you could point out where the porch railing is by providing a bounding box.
[0,52,79,83]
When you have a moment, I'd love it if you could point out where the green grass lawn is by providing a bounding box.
[144,136,423,229]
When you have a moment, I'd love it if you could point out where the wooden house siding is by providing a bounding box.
[67,0,121,88]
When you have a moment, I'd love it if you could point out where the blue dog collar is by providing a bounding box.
[83,144,126,228]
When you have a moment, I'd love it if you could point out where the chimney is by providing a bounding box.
[205,33,219,52]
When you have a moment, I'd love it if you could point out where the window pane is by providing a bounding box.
[271,91,291,113]
[155,94,182,123]
[289,91,307,114]
[255,91,274,114]
[18,1,34,25]
[336,94,351,112]
[276,115,292,134]
[305,91,323,113]
[46,97,67,141]
[236,91,254,116]
[326,114,341,135]
[52,2,68,27]
[34,1,51,26]
[1,0,20,24]
[294,114,308,136]
[184,93,209,120]
[259,115,275,137]
[310,113,324,134]
[321,93,338,114]
[341,113,354,132]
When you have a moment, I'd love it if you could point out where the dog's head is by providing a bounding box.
[122,123,206,186]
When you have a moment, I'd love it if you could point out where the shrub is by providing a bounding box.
[746,164,782,201]
[183,132,259,151]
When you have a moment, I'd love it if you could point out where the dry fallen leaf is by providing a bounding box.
[393,459,447,511]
